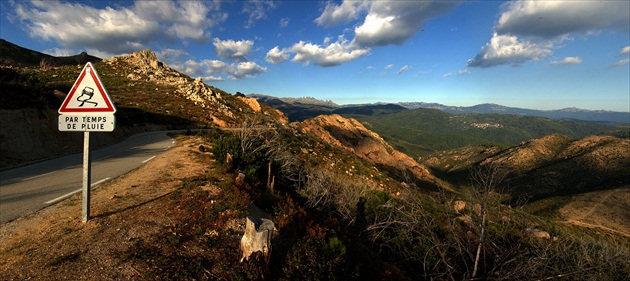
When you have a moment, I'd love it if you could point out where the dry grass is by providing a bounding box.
[0,135,245,280]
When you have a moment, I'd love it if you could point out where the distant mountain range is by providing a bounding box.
[250,94,629,124]
[398,102,629,124]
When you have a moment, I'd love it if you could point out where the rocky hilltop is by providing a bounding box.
[2,40,630,279]
[0,48,281,167]
[297,114,442,188]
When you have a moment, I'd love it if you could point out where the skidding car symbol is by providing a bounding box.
[77,86,98,107]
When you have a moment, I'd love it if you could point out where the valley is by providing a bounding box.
[1,40,629,280]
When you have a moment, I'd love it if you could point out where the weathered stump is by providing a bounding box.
[240,215,274,263]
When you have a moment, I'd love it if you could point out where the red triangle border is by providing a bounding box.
[58,62,116,114]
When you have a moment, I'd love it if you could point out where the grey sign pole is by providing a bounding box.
[82,131,91,222]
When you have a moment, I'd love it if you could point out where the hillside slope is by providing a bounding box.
[0,48,284,168]
[347,108,620,157]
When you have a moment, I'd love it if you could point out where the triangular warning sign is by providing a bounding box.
[58,62,116,114]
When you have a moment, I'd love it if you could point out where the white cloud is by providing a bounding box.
[470,0,630,68]
[612,58,630,67]
[316,0,456,47]
[213,38,254,62]
[204,75,224,82]
[12,1,224,55]
[551,57,582,65]
[397,65,410,75]
[203,60,228,74]
[228,61,268,79]
[265,46,290,64]
[170,58,265,81]
[443,69,471,78]
[183,60,205,76]
[274,1,456,68]
[384,64,394,70]
[43,48,76,57]
[352,1,456,47]
[158,48,190,63]
[468,33,552,68]
[315,0,368,28]
[619,46,630,56]
[290,37,369,67]
[496,1,629,39]
[242,0,277,29]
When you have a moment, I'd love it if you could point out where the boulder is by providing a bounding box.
[453,200,467,213]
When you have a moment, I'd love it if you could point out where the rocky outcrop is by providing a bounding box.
[105,50,234,125]
[299,114,439,186]
[238,96,262,113]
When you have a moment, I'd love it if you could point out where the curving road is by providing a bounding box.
[0,131,176,224]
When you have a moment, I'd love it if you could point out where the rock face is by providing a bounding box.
[238,96,262,113]
[240,215,274,263]
[104,49,235,126]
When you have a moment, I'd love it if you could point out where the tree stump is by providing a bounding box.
[240,215,274,263]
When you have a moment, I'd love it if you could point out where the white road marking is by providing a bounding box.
[43,177,111,205]
[142,156,156,163]
[44,189,81,205]
[25,171,56,181]
[96,154,113,161]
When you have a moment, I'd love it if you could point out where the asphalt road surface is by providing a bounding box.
[0,131,176,224]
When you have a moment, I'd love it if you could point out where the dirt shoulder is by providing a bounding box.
[0,135,248,280]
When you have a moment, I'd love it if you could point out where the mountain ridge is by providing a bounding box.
[250,93,629,124]
[2,39,629,279]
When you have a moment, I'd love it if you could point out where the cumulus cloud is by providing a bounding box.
[170,58,265,81]
[317,1,456,47]
[204,75,224,82]
[228,61,268,79]
[290,37,369,67]
[470,0,630,68]
[496,1,629,39]
[551,57,582,65]
[384,64,394,70]
[12,0,224,55]
[265,46,290,64]
[468,33,552,68]
[267,1,456,68]
[353,1,456,47]
[213,38,254,62]
[619,46,630,56]
[315,1,367,27]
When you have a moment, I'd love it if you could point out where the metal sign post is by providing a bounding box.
[58,62,116,223]
[82,132,91,222]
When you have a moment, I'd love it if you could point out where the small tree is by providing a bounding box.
[468,162,508,278]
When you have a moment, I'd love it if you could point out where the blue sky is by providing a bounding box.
[1,0,629,112]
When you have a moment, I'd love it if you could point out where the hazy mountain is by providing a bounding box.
[400,102,629,124]
[2,39,628,280]
[250,94,628,124]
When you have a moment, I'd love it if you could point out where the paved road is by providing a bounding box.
[0,131,176,224]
